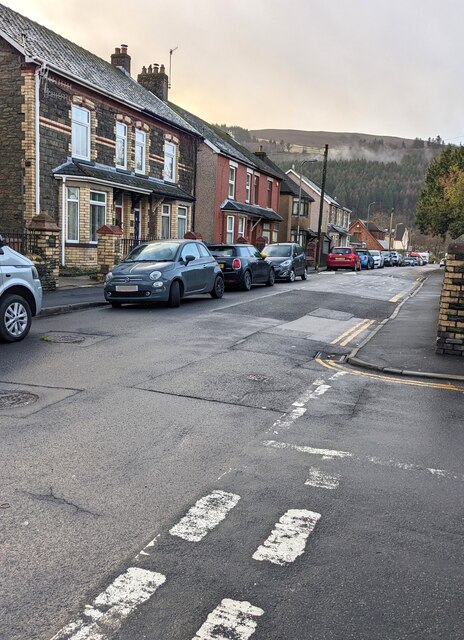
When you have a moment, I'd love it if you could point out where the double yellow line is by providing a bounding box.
[331,319,375,347]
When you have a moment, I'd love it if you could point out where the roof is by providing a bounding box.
[0,4,198,136]
[220,199,282,222]
[329,224,350,236]
[286,169,351,212]
[395,223,406,240]
[53,161,194,201]
[254,154,314,201]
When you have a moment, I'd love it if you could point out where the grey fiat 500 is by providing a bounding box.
[104,239,225,308]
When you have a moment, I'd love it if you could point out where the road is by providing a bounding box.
[1,266,463,640]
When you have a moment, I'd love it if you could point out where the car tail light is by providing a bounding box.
[232,258,241,269]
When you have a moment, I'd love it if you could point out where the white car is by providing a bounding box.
[0,235,42,342]
[368,250,385,268]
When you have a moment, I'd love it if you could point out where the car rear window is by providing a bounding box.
[208,246,236,257]
[332,248,351,254]
[263,245,291,257]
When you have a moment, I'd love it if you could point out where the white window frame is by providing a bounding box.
[161,204,171,239]
[262,222,271,242]
[226,215,234,243]
[253,174,259,204]
[66,187,79,243]
[228,165,236,199]
[177,205,188,239]
[115,122,127,169]
[164,141,177,182]
[245,171,252,203]
[238,217,245,237]
[267,179,273,208]
[71,105,90,160]
[135,129,146,174]
[89,190,106,243]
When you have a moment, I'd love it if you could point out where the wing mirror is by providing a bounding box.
[184,254,196,264]
[0,234,4,248]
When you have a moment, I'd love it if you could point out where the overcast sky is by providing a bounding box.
[3,0,464,143]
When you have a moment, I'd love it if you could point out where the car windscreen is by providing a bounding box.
[263,245,291,257]
[208,247,236,257]
[123,242,180,262]
[356,251,368,256]
[332,248,351,254]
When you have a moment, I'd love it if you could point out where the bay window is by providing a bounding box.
[90,191,106,243]
[161,204,171,239]
[226,216,234,243]
[66,187,79,242]
[177,206,188,239]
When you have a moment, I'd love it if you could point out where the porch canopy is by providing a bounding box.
[53,161,195,201]
[329,224,350,236]
[221,199,282,222]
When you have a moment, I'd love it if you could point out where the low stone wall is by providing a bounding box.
[436,235,464,356]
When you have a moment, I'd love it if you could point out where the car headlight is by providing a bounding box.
[149,270,162,281]
[281,259,291,267]
[105,271,113,283]
[31,266,39,280]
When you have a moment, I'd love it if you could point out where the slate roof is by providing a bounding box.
[329,224,350,236]
[53,161,194,201]
[253,154,314,201]
[286,169,351,212]
[220,199,282,222]
[0,4,198,136]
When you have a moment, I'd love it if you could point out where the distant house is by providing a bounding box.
[0,4,200,267]
[285,170,351,248]
[169,106,282,247]
[349,219,385,251]
[392,223,409,251]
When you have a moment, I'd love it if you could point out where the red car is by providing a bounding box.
[326,246,361,271]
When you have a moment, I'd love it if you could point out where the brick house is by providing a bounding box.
[349,218,385,251]
[168,106,283,247]
[0,5,200,267]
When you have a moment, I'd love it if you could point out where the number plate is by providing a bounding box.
[115,285,138,292]
[219,263,225,269]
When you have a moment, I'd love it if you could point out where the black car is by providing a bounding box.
[207,244,275,290]
[104,239,224,308]
[262,243,307,281]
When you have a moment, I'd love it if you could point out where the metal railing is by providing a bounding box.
[0,229,40,256]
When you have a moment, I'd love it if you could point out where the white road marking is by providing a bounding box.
[253,509,321,566]
[169,490,240,542]
[50,568,165,640]
[192,598,264,640]
[305,467,340,489]
[264,439,352,459]
[328,370,348,381]
[134,534,160,560]
[269,380,332,434]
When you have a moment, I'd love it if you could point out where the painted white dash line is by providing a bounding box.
[269,379,332,434]
[170,490,240,542]
[50,567,166,640]
[264,439,352,460]
[305,467,340,490]
[253,509,321,566]
[192,598,264,640]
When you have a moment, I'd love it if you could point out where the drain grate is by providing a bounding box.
[0,391,39,408]
[42,333,85,344]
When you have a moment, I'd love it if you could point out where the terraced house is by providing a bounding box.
[0,4,200,268]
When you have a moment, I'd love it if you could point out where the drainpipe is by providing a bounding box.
[35,65,41,215]
[61,177,66,266]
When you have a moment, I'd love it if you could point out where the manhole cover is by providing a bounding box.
[247,374,270,383]
[42,333,85,344]
[0,391,39,408]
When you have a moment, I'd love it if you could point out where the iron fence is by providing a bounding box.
[120,236,157,256]
[0,229,40,256]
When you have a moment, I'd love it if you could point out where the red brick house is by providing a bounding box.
[0,5,200,267]
[349,218,385,250]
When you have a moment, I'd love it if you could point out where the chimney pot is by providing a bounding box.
[154,63,159,74]
[115,47,121,54]
[111,44,131,75]
[121,44,128,53]
[160,64,165,74]
[148,64,153,73]
[259,144,263,152]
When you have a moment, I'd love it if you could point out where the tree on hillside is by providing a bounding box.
[415,146,464,238]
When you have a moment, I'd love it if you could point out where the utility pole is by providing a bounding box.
[388,208,394,251]
[315,144,329,271]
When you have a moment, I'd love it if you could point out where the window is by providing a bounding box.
[262,223,271,242]
[164,141,176,182]
[253,175,259,204]
[293,199,308,217]
[272,223,279,243]
[72,105,90,160]
[228,166,236,199]
[115,122,127,169]
[135,129,146,174]
[267,179,273,208]
[177,206,188,239]
[198,243,211,258]
[66,187,79,242]
[114,192,123,228]
[180,242,201,261]
[89,191,106,243]
[246,171,252,203]
[238,217,245,237]
[161,204,171,239]
[226,216,234,243]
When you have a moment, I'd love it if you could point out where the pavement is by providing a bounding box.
[41,268,463,382]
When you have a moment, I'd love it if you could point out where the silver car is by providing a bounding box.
[0,235,43,342]
[104,239,225,308]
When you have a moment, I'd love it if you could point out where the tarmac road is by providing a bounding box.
[1,265,462,640]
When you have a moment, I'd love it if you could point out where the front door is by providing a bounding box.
[134,209,141,245]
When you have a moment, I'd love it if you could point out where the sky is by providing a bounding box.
[3,0,464,144]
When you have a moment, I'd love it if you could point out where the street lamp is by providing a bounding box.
[366,201,376,227]
[297,159,318,242]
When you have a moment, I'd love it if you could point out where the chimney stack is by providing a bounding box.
[111,44,131,75]
[137,62,169,101]
[254,145,267,161]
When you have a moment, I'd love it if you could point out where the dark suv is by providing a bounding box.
[262,243,307,281]
[208,244,275,290]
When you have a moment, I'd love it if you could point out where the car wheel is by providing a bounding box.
[168,280,181,307]
[210,275,225,298]
[241,270,252,291]
[288,269,296,282]
[0,294,32,342]
[266,268,275,287]
[110,302,122,308]
[301,268,308,280]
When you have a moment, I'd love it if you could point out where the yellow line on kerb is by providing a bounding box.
[389,294,402,303]
[339,320,375,347]
[316,357,464,393]
[331,319,373,346]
